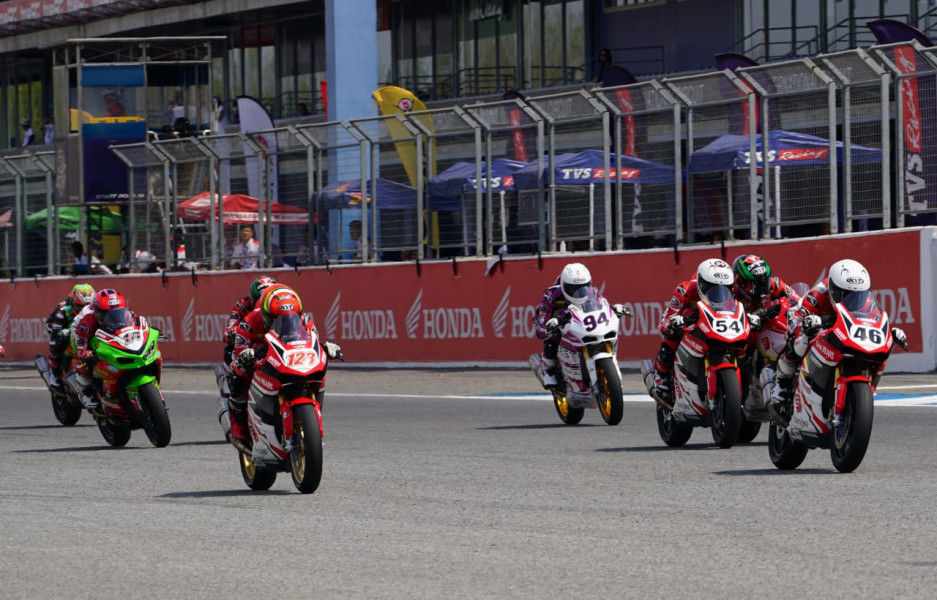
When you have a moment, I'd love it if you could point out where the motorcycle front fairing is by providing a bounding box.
[672,286,749,423]
[557,292,620,407]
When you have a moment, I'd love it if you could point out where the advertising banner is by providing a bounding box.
[0,229,929,370]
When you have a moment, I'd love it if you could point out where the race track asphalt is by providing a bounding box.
[1,365,936,600]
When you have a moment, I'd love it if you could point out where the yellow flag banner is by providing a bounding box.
[372,86,436,186]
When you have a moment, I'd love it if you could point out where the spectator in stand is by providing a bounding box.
[297,103,311,116]
[231,225,260,269]
[592,48,614,84]
[20,119,35,147]
[71,240,113,275]
[42,115,54,145]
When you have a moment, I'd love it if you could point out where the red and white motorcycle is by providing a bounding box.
[217,312,331,493]
[529,290,629,425]
[641,284,751,448]
[764,292,903,473]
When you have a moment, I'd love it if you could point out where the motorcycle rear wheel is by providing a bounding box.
[830,381,874,473]
[51,391,82,426]
[136,383,172,448]
[768,421,809,470]
[290,404,323,494]
[709,369,743,449]
[596,357,624,426]
[239,452,277,490]
[656,404,693,447]
[552,390,584,425]
[97,418,131,447]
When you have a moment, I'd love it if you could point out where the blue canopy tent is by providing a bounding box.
[320,178,422,261]
[514,150,678,249]
[689,130,882,172]
[428,158,528,255]
[689,130,883,238]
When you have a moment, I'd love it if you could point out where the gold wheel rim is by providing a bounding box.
[555,393,569,417]
[598,368,611,417]
[241,453,257,478]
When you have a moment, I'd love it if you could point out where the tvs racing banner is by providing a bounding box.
[0,229,931,371]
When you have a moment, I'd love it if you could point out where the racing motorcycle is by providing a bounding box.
[35,336,84,426]
[763,292,903,473]
[217,312,329,493]
[529,290,629,426]
[641,284,750,448]
[66,317,171,448]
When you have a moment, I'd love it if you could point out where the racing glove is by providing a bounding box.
[802,314,822,338]
[324,341,344,360]
[77,350,95,376]
[233,348,255,374]
[666,314,684,335]
[223,328,236,346]
[545,317,561,335]
[747,312,762,331]
[892,327,907,348]
[611,304,631,318]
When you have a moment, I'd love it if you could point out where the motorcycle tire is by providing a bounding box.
[709,369,743,449]
[290,403,323,494]
[830,381,874,473]
[656,404,693,447]
[51,391,82,426]
[552,390,584,425]
[239,451,277,491]
[768,421,809,470]
[97,418,132,447]
[596,357,624,426]
[136,382,172,448]
[737,419,762,444]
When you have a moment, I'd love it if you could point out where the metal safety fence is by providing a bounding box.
[7,38,937,275]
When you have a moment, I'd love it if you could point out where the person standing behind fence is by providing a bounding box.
[42,116,54,145]
[592,48,614,84]
[231,225,260,269]
[20,120,35,147]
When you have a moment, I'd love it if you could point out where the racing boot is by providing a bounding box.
[47,357,63,390]
[768,374,793,425]
[67,372,99,410]
[540,355,558,388]
[653,369,674,410]
[227,398,252,450]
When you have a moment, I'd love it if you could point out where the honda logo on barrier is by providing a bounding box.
[409,289,484,339]
[328,292,399,341]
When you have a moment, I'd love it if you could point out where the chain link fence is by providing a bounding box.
[10,40,937,276]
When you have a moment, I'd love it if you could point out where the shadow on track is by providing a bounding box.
[479,423,601,430]
[161,489,293,498]
[0,424,95,431]
[14,445,148,453]
[713,468,832,476]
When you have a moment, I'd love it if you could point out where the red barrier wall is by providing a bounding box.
[0,229,923,364]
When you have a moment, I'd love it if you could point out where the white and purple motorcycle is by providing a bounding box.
[529,290,630,426]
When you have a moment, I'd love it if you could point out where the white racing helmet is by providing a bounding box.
[696,258,734,298]
[560,263,592,305]
[828,258,870,303]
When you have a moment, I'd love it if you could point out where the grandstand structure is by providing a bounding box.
[0,0,935,275]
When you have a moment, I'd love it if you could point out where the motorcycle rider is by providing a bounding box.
[533,262,629,387]
[731,254,801,326]
[69,288,136,409]
[650,258,735,405]
[222,275,278,365]
[44,283,96,388]
[227,284,343,447]
[769,258,907,420]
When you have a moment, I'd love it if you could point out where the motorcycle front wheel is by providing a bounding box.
[595,357,624,426]
[51,391,82,426]
[239,452,277,490]
[656,404,693,447]
[135,383,172,448]
[97,418,131,447]
[768,421,808,470]
[737,419,762,444]
[830,381,874,473]
[710,369,743,449]
[552,389,584,425]
[290,404,323,494]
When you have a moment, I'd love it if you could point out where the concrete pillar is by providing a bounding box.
[325,0,378,122]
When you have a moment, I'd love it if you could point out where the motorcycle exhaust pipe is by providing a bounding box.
[217,396,232,439]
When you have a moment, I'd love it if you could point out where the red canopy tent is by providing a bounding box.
[177,192,308,225]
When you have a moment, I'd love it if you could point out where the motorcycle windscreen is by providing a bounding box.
[270,313,310,344]
[99,308,134,332]
[579,289,604,313]
[837,289,879,318]
[700,284,737,312]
